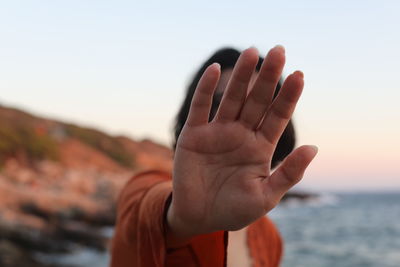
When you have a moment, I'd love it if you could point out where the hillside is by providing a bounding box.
[0,104,172,266]
[0,105,172,171]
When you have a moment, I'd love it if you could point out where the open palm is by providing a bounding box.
[168,46,317,237]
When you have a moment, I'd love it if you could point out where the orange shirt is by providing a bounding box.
[111,170,283,267]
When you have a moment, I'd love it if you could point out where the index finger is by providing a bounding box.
[186,63,221,127]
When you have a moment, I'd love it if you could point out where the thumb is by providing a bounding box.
[263,145,318,208]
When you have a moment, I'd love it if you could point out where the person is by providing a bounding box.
[111,45,318,267]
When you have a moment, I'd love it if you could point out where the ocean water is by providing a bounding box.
[35,227,112,267]
[39,193,400,267]
[269,193,400,267]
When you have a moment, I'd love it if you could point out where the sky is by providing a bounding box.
[0,1,399,191]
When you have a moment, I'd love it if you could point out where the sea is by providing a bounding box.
[38,193,400,267]
[269,192,400,267]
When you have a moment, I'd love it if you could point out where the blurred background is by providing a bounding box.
[0,1,399,266]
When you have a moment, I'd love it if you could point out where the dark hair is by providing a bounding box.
[173,47,295,169]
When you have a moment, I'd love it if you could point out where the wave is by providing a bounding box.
[280,193,339,208]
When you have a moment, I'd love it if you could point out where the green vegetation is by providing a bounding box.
[0,122,59,164]
[0,106,135,168]
[64,124,134,167]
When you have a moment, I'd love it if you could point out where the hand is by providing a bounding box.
[167,46,317,240]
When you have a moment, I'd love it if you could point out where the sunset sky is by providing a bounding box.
[1,1,399,191]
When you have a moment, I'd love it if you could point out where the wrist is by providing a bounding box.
[165,202,196,247]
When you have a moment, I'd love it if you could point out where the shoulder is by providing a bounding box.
[118,169,172,202]
[249,215,282,242]
[125,169,172,186]
[247,215,283,265]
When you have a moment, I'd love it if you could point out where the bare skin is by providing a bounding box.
[166,45,318,247]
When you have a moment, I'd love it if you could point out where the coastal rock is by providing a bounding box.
[0,105,174,265]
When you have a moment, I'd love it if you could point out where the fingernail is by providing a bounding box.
[310,145,319,154]
[294,70,304,79]
[274,45,285,53]
[212,62,221,70]
[246,46,258,54]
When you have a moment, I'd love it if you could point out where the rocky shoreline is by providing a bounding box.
[0,161,127,266]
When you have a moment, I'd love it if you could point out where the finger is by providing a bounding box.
[214,47,259,122]
[239,45,285,129]
[262,145,318,208]
[258,71,304,145]
[186,63,221,126]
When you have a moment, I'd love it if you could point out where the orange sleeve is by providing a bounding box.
[110,170,227,267]
[247,216,283,267]
[110,170,173,267]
